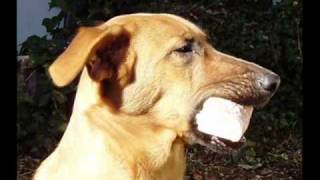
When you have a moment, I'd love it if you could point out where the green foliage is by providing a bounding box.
[17,0,302,155]
[42,12,64,33]
[18,32,76,154]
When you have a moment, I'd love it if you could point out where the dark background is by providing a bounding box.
[17,0,302,179]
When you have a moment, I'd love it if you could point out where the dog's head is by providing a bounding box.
[49,13,280,153]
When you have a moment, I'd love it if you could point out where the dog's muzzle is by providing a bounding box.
[190,71,280,153]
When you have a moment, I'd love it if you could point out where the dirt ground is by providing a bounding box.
[17,135,302,180]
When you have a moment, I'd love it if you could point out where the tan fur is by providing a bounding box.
[34,13,278,180]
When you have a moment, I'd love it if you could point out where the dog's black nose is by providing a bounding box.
[258,73,280,93]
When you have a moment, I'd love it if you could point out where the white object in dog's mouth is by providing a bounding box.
[195,97,254,142]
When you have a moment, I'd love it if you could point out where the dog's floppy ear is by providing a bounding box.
[49,25,127,87]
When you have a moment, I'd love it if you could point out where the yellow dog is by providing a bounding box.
[34,13,280,180]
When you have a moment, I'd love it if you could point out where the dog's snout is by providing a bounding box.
[258,73,280,94]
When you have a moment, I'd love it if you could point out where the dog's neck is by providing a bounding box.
[83,105,186,177]
[57,68,186,179]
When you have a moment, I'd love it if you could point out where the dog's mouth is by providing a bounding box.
[190,97,254,153]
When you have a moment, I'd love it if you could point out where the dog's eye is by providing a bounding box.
[174,40,194,53]
[175,43,193,53]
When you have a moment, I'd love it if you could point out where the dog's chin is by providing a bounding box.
[190,97,254,154]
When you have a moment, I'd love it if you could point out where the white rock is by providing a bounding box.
[195,97,253,142]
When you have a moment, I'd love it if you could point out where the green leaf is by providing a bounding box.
[280,118,289,128]
[42,14,63,33]
[49,0,61,9]
[58,122,68,132]
[53,90,67,104]
[246,148,257,157]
